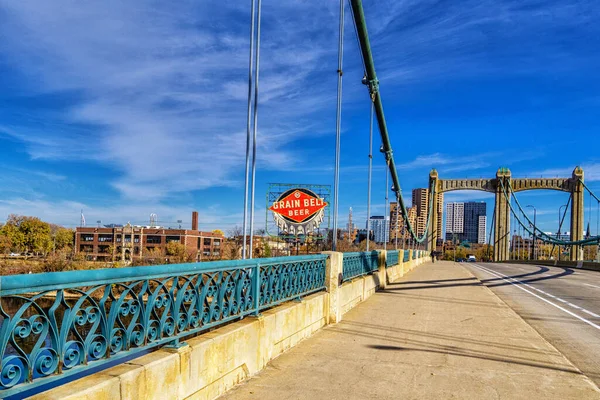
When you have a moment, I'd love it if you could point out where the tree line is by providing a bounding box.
[0,214,74,256]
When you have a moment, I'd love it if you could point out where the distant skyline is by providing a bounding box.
[0,1,598,236]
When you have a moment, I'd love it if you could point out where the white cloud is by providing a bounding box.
[0,197,243,231]
[0,0,596,227]
[0,0,340,200]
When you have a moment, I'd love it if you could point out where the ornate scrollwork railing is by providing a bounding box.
[341,251,379,282]
[0,255,327,397]
[386,250,399,267]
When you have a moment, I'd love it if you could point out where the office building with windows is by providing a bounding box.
[369,215,389,243]
[446,202,487,244]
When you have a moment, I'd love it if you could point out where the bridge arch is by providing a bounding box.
[427,167,584,262]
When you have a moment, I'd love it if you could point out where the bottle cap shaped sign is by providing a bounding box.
[269,188,328,235]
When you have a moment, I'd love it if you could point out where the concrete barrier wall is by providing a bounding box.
[500,259,600,273]
[29,251,428,400]
[386,250,431,283]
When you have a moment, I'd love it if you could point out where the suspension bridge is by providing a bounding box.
[1,0,600,399]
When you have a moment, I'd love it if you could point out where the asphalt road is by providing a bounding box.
[464,262,600,387]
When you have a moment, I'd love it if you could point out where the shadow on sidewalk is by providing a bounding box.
[392,277,478,286]
[379,290,504,308]
[365,344,582,376]
[327,324,580,375]
[340,320,558,356]
[386,264,574,291]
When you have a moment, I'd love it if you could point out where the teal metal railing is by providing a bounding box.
[386,250,399,268]
[342,251,379,282]
[403,250,410,262]
[0,255,327,397]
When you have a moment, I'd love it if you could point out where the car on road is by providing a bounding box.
[9,252,20,257]
[467,255,476,262]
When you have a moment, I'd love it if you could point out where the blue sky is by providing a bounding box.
[0,0,599,237]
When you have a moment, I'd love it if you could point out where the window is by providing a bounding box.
[134,246,140,255]
[146,235,161,244]
[79,244,93,252]
[124,235,132,243]
[98,245,110,254]
[134,235,140,243]
[116,234,122,243]
[98,235,113,242]
[166,236,180,243]
[203,238,211,246]
[80,234,94,242]
[213,239,221,246]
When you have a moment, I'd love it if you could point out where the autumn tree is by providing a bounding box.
[54,228,75,251]
[1,215,52,256]
[165,242,195,263]
[475,245,493,261]
[0,222,25,253]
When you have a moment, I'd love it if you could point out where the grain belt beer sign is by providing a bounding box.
[269,188,328,235]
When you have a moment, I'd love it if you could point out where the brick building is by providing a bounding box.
[74,211,223,262]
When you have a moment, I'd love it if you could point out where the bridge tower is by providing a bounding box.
[427,169,439,253]
[493,168,511,262]
[570,166,585,261]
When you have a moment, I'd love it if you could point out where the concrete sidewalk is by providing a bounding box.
[219,261,600,400]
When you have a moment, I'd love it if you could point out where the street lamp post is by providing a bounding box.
[527,205,537,260]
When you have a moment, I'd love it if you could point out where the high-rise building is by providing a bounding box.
[389,203,416,242]
[478,215,487,244]
[390,189,443,244]
[464,202,487,244]
[412,189,428,237]
[445,202,486,244]
[446,203,464,237]
[369,216,389,243]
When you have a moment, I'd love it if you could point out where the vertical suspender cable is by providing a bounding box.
[395,195,399,250]
[366,102,373,251]
[332,0,344,251]
[248,0,262,259]
[384,161,389,251]
[242,0,257,259]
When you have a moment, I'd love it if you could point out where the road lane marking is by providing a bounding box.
[584,283,600,289]
[470,264,600,331]
[481,265,599,316]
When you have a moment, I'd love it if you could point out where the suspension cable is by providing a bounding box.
[500,179,599,246]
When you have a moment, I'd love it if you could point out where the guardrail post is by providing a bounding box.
[322,251,343,324]
[378,250,387,289]
[253,263,261,316]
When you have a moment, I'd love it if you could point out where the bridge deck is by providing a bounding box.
[220,261,599,399]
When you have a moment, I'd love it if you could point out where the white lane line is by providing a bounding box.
[470,264,600,331]
[584,283,600,289]
[485,265,597,314]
